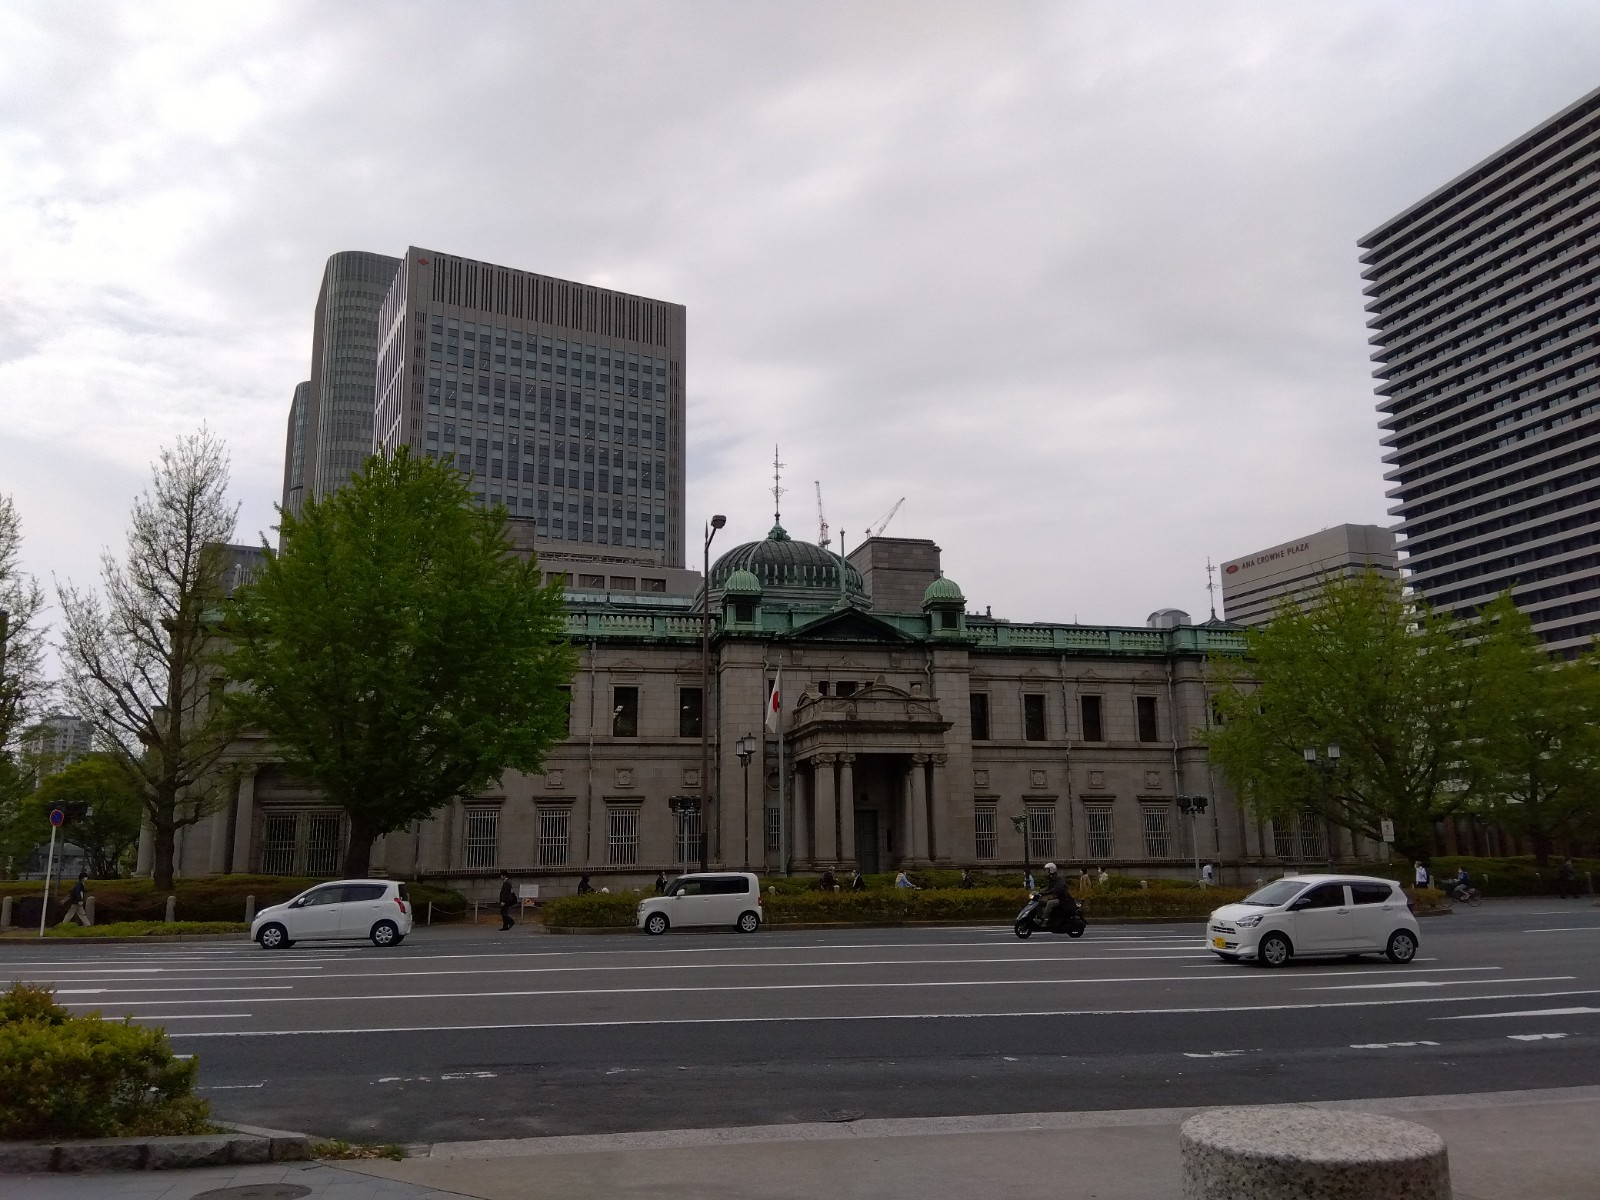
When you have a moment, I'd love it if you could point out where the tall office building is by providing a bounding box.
[1220,524,1399,627]
[1360,86,1600,655]
[282,251,402,516]
[372,248,687,569]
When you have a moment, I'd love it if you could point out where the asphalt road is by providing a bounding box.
[3,899,1598,1144]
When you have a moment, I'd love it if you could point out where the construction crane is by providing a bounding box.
[815,481,831,549]
[869,497,905,538]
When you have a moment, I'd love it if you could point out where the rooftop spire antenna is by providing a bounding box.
[815,481,830,549]
[771,444,786,529]
[1205,558,1218,621]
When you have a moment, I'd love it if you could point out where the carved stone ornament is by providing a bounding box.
[683,768,700,788]
[973,770,989,788]
[1088,770,1105,790]
[545,769,565,789]
[615,768,634,788]
[1030,769,1048,789]
[1145,770,1162,789]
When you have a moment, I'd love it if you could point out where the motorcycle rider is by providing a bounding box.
[1036,862,1072,928]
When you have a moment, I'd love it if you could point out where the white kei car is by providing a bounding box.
[1206,874,1419,966]
[636,871,763,935]
[252,879,414,949]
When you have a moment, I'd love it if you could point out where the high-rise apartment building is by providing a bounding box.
[280,381,311,520]
[1361,85,1600,655]
[1221,524,1399,627]
[372,248,687,568]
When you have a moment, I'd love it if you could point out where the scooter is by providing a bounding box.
[1013,894,1086,939]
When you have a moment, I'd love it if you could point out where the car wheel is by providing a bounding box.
[1385,929,1418,964]
[370,920,399,947]
[390,933,406,946]
[257,923,289,950]
[645,912,669,936]
[1013,922,1033,940]
[736,911,761,933]
[1257,932,1292,967]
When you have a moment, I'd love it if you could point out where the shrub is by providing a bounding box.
[1328,856,1600,897]
[0,983,210,1139]
[539,889,647,928]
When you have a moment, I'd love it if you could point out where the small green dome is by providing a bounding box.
[721,568,763,597]
[922,575,965,607]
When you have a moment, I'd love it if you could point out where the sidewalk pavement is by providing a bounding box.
[9,1086,1600,1200]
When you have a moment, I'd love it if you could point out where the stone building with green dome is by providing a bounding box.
[188,521,1372,895]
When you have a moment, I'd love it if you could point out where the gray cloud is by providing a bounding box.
[3,0,1600,643]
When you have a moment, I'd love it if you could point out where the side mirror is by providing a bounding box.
[1287,898,1309,911]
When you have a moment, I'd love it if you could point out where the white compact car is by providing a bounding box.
[1206,873,1419,966]
[252,879,414,949]
[636,872,763,935]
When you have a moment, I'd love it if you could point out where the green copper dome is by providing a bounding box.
[922,575,965,607]
[709,523,868,606]
[721,568,763,596]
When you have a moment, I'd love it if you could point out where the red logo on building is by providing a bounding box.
[1225,564,1238,574]
[417,257,429,265]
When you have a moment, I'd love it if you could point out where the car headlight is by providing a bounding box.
[1235,914,1264,928]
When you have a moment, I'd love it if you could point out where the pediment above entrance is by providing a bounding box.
[787,607,920,644]
[789,677,951,756]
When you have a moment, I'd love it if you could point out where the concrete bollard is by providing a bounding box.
[244,895,255,923]
[165,895,177,923]
[427,901,433,926]
[86,896,96,926]
[1180,1107,1449,1200]
[0,895,10,929]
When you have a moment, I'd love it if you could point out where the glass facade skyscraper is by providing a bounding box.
[1361,85,1600,655]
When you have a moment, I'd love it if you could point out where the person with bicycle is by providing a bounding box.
[1450,866,1474,903]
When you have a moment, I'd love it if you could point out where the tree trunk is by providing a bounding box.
[151,824,176,891]
[342,813,381,877]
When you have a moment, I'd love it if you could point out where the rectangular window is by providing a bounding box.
[1023,693,1047,741]
[675,807,703,865]
[463,806,499,870]
[974,803,997,860]
[537,806,570,867]
[607,806,641,866]
[1297,808,1325,860]
[1085,805,1115,859]
[1080,695,1103,742]
[261,812,298,876]
[969,693,990,741]
[1136,696,1159,743]
[765,807,782,852]
[1026,803,1055,861]
[679,687,703,738]
[305,811,343,877]
[1141,806,1172,858]
[612,686,638,737]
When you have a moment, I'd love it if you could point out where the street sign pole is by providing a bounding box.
[39,808,65,937]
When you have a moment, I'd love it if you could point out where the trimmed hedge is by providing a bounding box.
[1332,856,1600,897]
[0,875,468,925]
[0,983,210,1139]
[35,921,249,939]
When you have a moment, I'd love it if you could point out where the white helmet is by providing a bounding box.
[1044,862,1057,873]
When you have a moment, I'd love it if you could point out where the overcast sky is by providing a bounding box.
[4,1,1600,651]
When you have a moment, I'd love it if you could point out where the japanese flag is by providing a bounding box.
[766,669,782,734]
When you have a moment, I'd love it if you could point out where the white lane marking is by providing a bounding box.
[1305,977,1571,991]
[1351,1041,1440,1048]
[1524,927,1600,933]
[59,967,1518,1007]
[199,1083,266,1090]
[1508,1033,1568,1041]
[161,989,1600,1037]
[114,1014,253,1020]
[1182,1050,1250,1058]
[54,986,293,995]
[1440,1006,1600,1020]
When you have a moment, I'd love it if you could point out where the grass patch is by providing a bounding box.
[313,1139,407,1161]
[34,921,248,938]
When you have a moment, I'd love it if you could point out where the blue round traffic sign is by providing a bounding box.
[49,808,65,827]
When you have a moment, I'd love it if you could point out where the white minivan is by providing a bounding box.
[636,872,763,935]
[1207,873,1419,966]
[252,880,414,949]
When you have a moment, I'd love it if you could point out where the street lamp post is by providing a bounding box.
[699,515,726,873]
[1010,813,1032,889]
[1302,744,1340,866]
[1176,795,1209,878]
[736,733,757,871]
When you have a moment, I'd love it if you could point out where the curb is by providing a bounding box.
[0,933,249,946]
[539,915,1212,934]
[0,1123,311,1173]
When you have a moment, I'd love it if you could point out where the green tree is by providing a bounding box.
[57,430,241,890]
[0,494,49,848]
[1462,596,1600,864]
[225,448,576,876]
[1208,571,1481,863]
[29,753,146,877]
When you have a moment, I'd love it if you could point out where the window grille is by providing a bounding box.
[261,813,298,876]
[1142,806,1172,858]
[675,808,703,864]
[764,807,782,852]
[974,804,997,860]
[463,806,499,870]
[537,806,570,867]
[305,812,343,877]
[1298,809,1326,860]
[1026,804,1055,861]
[608,806,641,866]
[1085,805,1115,859]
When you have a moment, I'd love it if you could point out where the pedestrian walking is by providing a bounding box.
[498,871,517,930]
[58,870,91,927]
[653,871,668,895]
[577,873,594,895]
[1200,860,1216,887]
[818,869,838,891]
[849,869,866,891]
[1413,860,1430,889]
[959,868,975,889]
[1558,858,1579,900]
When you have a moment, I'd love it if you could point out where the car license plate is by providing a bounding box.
[1212,936,1227,948]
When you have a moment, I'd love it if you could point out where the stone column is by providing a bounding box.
[811,755,836,863]
[792,763,811,864]
[136,820,154,877]
[838,754,856,864]
[210,785,235,875]
[929,754,949,863]
[910,755,930,862]
[230,768,256,875]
